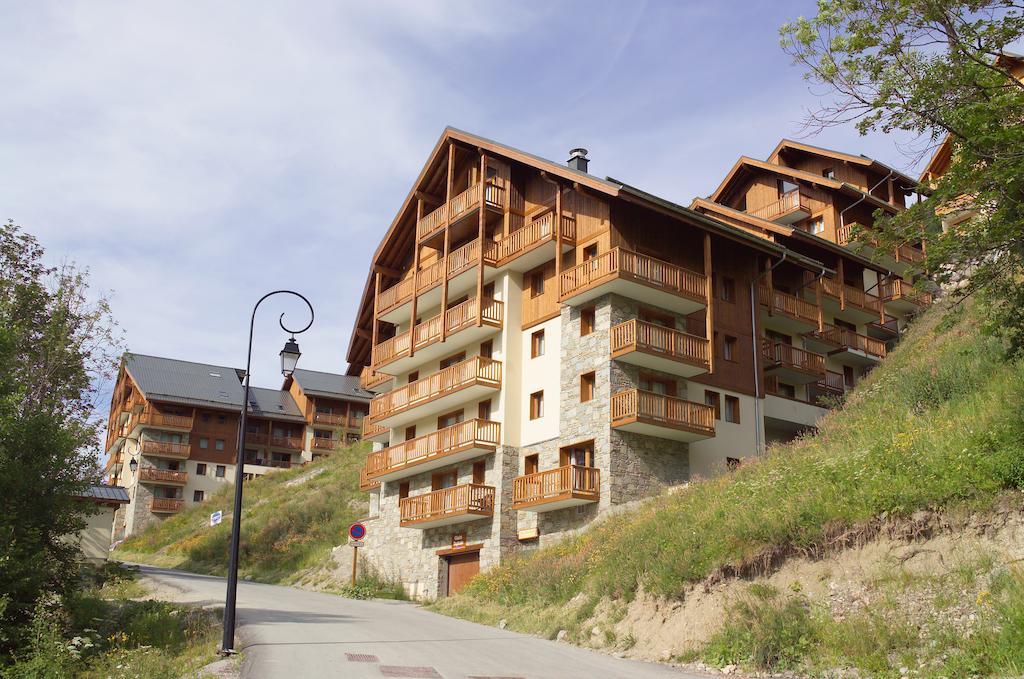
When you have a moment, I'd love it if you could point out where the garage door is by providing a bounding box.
[446,552,480,596]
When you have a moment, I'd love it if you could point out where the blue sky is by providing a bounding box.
[2,1,934,404]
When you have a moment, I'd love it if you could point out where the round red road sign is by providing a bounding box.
[348,522,366,541]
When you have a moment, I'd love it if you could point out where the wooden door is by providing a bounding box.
[447,552,480,595]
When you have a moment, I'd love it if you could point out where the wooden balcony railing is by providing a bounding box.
[138,468,188,484]
[362,419,388,440]
[814,324,887,358]
[372,297,503,368]
[761,340,826,375]
[837,223,926,268]
[150,498,184,513]
[880,278,933,307]
[758,285,820,325]
[360,366,392,391]
[750,189,810,222]
[137,409,193,430]
[359,465,380,491]
[483,211,576,264]
[139,439,190,458]
[364,419,500,479]
[312,412,347,426]
[610,389,716,435]
[312,437,339,450]
[369,356,501,424]
[820,277,883,314]
[399,484,496,527]
[559,247,707,303]
[270,436,304,451]
[819,370,845,393]
[895,243,926,266]
[268,459,292,469]
[245,432,268,446]
[512,465,600,510]
[416,181,505,241]
[609,320,710,370]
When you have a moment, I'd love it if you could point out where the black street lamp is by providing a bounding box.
[220,290,313,654]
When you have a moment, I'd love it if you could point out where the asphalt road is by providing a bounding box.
[134,565,708,679]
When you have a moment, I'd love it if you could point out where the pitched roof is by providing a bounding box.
[124,353,245,410]
[290,369,372,401]
[76,485,130,505]
[247,387,306,422]
[768,139,918,188]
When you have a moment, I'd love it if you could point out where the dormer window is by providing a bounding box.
[822,168,835,180]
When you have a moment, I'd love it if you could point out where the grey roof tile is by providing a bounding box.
[291,369,372,402]
[77,485,130,504]
[247,386,306,422]
[124,353,245,410]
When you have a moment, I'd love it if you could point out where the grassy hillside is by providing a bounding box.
[434,301,1024,676]
[117,442,400,596]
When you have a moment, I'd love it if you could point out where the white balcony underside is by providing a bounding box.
[826,347,881,367]
[764,395,827,429]
[515,496,595,513]
[613,349,707,378]
[402,512,492,530]
[764,365,824,385]
[761,312,818,335]
[613,420,711,443]
[374,383,498,430]
[376,267,482,325]
[562,278,705,316]
[821,297,880,324]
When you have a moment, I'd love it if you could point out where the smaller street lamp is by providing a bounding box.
[128,456,138,474]
[279,337,301,377]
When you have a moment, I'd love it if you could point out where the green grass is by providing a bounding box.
[118,442,404,598]
[432,301,1024,673]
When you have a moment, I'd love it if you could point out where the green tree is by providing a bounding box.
[0,221,120,658]
[781,0,1024,352]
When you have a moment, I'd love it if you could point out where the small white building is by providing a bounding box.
[73,485,130,562]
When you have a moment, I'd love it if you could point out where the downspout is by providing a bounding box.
[749,251,787,457]
[839,170,894,229]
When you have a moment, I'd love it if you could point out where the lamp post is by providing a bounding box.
[220,290,313,654]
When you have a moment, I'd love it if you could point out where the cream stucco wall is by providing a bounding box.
[78,505,119,562]
[685,387,762,479]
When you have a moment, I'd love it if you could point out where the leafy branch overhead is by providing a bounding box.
[781,0,1024,353]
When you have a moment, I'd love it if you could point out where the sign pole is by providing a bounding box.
[351,545,358,586]
[347,522,366,588]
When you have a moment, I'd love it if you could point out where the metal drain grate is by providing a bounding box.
[344,653,379,663]
[379,667,442,678]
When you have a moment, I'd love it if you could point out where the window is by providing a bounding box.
[529,270,545,298]
[407,371,419,383]
[218,414,226,425]
[641,374,675,396]
[314,429,331,439]
[724,335,738,362]
[726,457,741,471]
[822,167,835,180]
[704,390,721,420]
[479,339,493,359]
[199,437,209,449]
[215,439,225,451]
[843,365,856,388]
[472,461,486,484]
[524,454,539,476]
[193,490,205,502]
[215,465,226,478]
[437,409,464,429]
[531,330,545,358]
[431,470,457,490]
[399,482,410,500]
[440,352,465,370]
[477,399,491,421]
[639,308,674,328]
[404,426,416,441]
[560,441,594,468]
[195,463,207,476]
[724,395,740,424]
[583,244,598,261]
[778,178,798,197]
[581,307,596,336]
[720,277,736,303]
[529,391,544,420]
[580,371,596,402]
[808,218,825,235]
[778,382,796,398]
[201,412,210,423]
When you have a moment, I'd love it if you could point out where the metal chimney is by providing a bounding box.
[567,148,589,173]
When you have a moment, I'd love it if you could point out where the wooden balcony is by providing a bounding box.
[880,278,933,313]
[360,366,393,392]
[484,210,576,272]
[808,370,846,406]
[836,223,926,274]
[371,296,503,374]
[512,465,600,512]
[749,189,812,224]
[758,285,820,332]
[364,419,500,482]
[761,340,827,384]
[804,324,886,365]
[867,315,900,340]
[245,431,268,446]
[312,411,361,428]
[270,435,304,451]
[361,419,389,444]
[139,439,190,459]
[399,483,496,529]
[820,277,884,323]
[560,248,707,316]
[136,409,193,431]
[139,468,188,485]
[369,357,501,429]
[417,181,506,243]
[359,465,380,491]
[610,320,710,378]
[610,389,716,442]
[312,437,340,451]
[150,498,184,513]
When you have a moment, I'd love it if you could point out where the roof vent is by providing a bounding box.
[567,148,589,173]
[209,372,221,378]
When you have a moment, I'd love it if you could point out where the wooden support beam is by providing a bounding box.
[816,278,823,332]
[415,190,443,205]
[371,272,381,351]
[764,257,773,317]
[476,152,486,327]
[837,257,846,310]
[555,180,563,294]
[409,200,423,359]
[704,232,714,375]
[372,264,403,279]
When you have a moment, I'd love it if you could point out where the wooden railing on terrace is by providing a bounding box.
[372,297,503,368]
[137,409,193,430]
[150,498,184,513]
[359,465,379,491]
[362,420,388,440]
[360,366,392,390]
[138,468,188,484]
[270,436,304,451]
[399,484,495,526]
[559,247,707,302]
[512,465,600,508]
[879,278,933,307]
[312,412,347,426]
[820,277,883,314]
[609,320,709,369]
[416,182,506,241]
[312,437,339,450]
[761,340,826,375]
[758,285,820,325]
[610,389,716,434]
[749,189,810,222]
[369,356,501,423]
[836,223,926,268]
[483,211,577,264]
[364,419,500,478]
[139,439,190,458]
[815,324,887,358]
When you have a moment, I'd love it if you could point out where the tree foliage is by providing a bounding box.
[781,0,1024,352]
[0,221,120,658]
